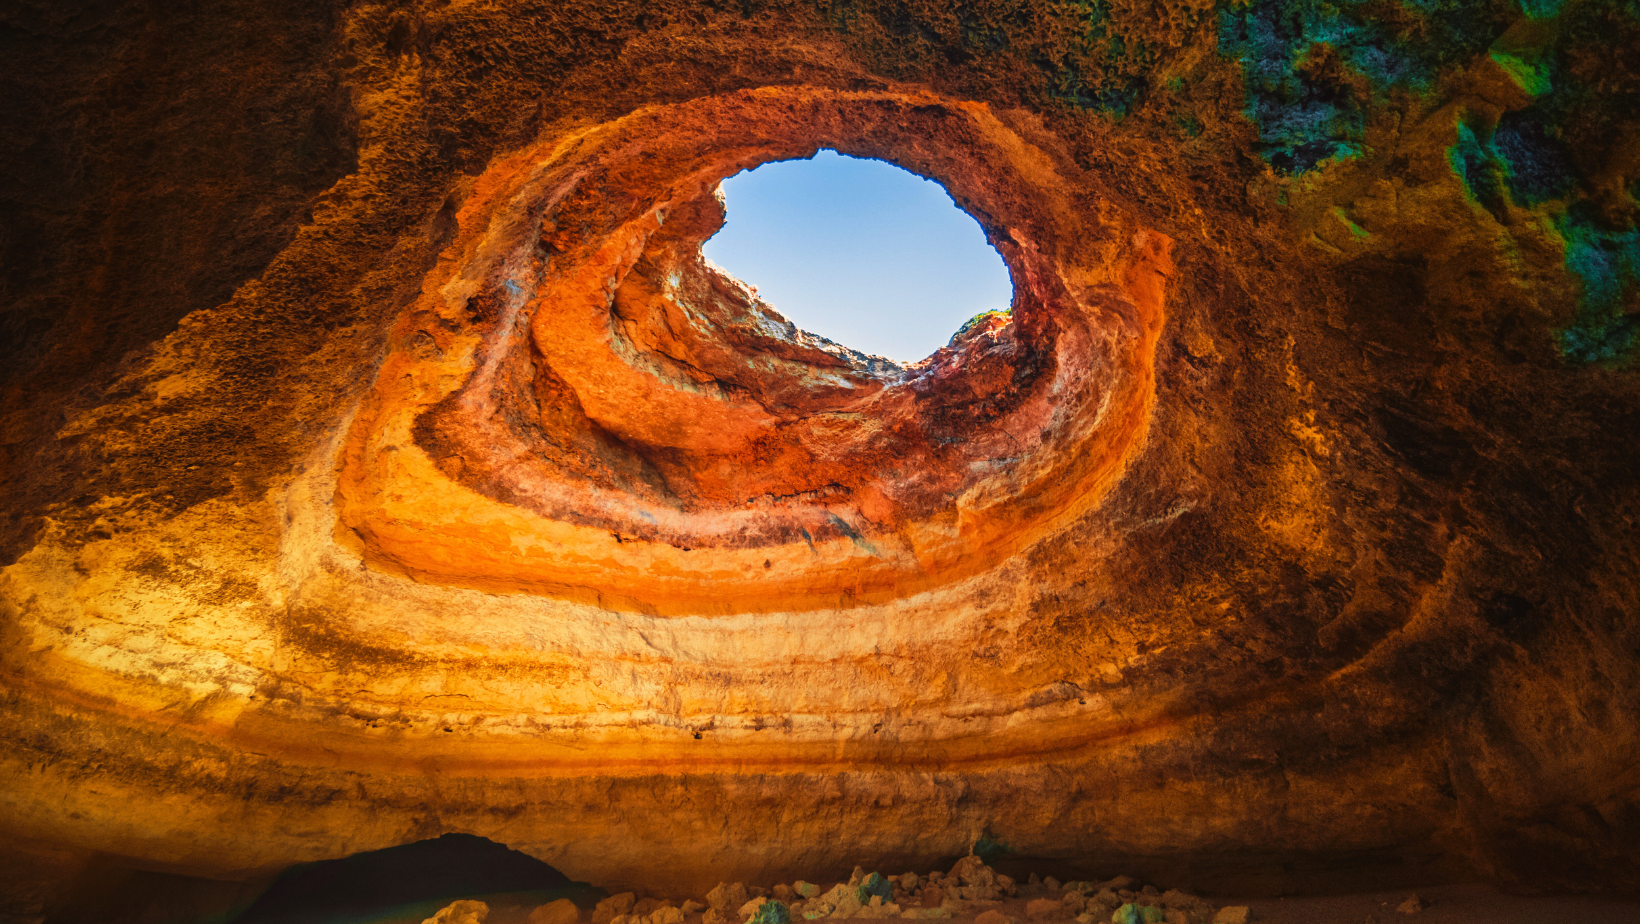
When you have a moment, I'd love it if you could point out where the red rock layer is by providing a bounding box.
[340,88,1169,611]
[0,1,1637,919]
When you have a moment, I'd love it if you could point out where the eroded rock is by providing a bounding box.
[0,0,1637,912]
[426,902,489,924]
[531,900,582,924]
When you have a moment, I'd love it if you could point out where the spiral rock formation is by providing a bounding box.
[2,0,1638,918]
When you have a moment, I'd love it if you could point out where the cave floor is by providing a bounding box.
[347,884,1640,924]
[1212,883,1640,924]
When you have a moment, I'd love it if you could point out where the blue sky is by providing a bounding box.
[703,150,1014,363]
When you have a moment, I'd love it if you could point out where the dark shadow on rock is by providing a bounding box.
[230,834,601,924]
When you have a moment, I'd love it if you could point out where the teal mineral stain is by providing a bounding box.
[1219,0,1510,172]
[1447,107,1575,211]
[972,830,1015,864]
[1111,905,1166,924]
[1517,0,1566,19]
[750,902,792,924]
[1556,209,1640,363]
[1448,117,1510,213]
[856,873,892,905]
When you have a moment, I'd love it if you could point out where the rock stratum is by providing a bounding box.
[2,0,1638,918]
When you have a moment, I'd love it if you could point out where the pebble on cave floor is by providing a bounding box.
[406,860,1640,924]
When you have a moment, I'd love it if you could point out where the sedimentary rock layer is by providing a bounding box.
[1,0,1637,917]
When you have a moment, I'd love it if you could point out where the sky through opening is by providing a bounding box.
[703,150,1013,363]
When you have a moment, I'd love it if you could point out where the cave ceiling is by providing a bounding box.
[1,0,1638,906]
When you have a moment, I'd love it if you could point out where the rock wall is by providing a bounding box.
[2,0,1638,917]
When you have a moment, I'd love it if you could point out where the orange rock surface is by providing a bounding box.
[1,0,1638,919]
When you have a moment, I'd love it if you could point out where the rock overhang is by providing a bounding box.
[337,87,1173,613]
[0,0,1637,912]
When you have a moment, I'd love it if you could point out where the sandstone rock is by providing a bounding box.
[596,896,638,924]
[1157,893,1202,912]
[740,899,769,919]
[710,885,751,916]
[950,857,993,887]
[898,874,919,892]
[5,0,1640,906]
[706,912,729,924]
[1210,908,1249,924]
[530,899,582,924]
[774,886,795,902]
[1395,896,1425,915]
[850,868,866,887]
[856,899,903,920]
[794,884,820,900]
[1028,874,1041,885]
[974,911,1014,924]
[1062,892,1086,914]
[830,892,863,920]
[1098,879,1134,894]
[683,902,707,915]
[636,900,669,917]
[426,902,489,924]
[899,911,950,920]
[818,885,854,910]
[1044,878,1061,892]
[996,875,1017,897]
[651,908,686,924]
[945,859,1000,902]
[1026,898,1064,918]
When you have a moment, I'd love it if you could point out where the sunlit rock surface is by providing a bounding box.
[1,0,1638,918]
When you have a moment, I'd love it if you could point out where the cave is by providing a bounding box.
[2,0,1639,923]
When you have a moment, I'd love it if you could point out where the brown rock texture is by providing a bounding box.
[2,0,1639,919]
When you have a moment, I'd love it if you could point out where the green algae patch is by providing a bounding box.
[1490,49,1552,95]
[1332,206,1371,239]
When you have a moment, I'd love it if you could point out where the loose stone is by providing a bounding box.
[530,899,582,924]
[425,902,489,924]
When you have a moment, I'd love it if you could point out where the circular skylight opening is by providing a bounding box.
[703,149,1015,363]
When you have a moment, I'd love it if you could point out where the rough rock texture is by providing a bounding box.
[533,899,584,924]
[428,901,490,924]
[2,0,1639,919]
